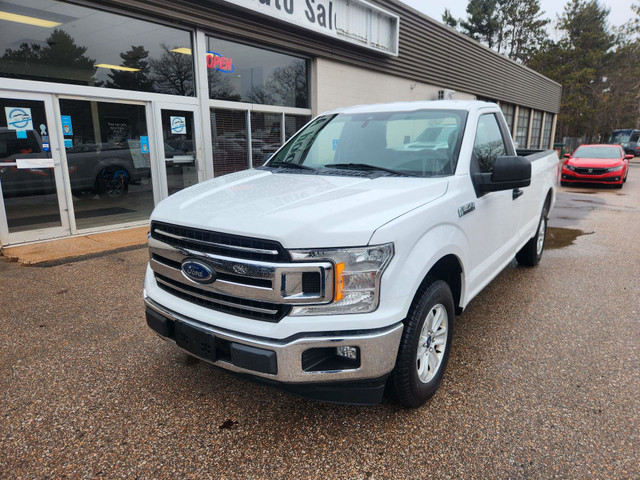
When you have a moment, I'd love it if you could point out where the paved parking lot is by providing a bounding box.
[1,166,639,479]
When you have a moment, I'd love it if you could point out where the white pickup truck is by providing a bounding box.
[144,101,558,407]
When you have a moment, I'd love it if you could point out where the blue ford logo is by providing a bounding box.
[181,259,216,284]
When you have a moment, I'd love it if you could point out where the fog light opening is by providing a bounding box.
[302,346,361,372]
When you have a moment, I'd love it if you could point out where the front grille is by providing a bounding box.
[152,254,272,289]
[574,167,607,175]
[155,273,290,322]
[151,221,290,262]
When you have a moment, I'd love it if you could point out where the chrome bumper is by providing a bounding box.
[144,296,403,384]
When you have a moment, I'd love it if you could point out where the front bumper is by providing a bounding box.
[561,170,623,184]
[144,296,403,404]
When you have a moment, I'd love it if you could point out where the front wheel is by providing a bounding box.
[389,278,454,408]
[516,205,548,266]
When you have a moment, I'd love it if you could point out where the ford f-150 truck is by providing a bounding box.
[143,101,558,407]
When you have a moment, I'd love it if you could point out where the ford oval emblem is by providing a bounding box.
[181,259,216,284]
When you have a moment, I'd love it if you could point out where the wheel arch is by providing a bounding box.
[413,254,464,316]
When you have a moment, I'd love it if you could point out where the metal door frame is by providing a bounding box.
[0,90,71,246]
[152,101,204,201]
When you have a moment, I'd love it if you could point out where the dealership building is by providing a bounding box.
[0,0,562,246]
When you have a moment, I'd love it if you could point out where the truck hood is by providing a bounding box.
[151,169,448,248]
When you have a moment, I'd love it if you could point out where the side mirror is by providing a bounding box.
[474,156,531,194]
[563,153,571,158]
[625,154,634,159]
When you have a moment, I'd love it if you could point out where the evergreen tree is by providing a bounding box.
[447,0,550,64]
[529,1,616,140]
[105,45,153,92]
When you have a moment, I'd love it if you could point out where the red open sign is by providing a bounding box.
[207,52,234,73]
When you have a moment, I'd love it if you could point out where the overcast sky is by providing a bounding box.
[399,0,636,36]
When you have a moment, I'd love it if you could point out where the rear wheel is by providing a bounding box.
[516,205,548,266]
[390,278,454,408]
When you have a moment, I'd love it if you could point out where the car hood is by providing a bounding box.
[151,169,449,248]
[567,157,623,167]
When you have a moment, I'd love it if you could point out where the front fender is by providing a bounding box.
[372,220,470,319]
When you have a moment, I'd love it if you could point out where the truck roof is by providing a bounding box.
[323,100,497,116]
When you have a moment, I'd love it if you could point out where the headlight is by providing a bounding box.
[605,165,623,172]
[564,163,575,171]
[289,243,394,315]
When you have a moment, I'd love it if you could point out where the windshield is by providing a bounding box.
[266,109,467,177]
[573,146,621,159]
[608,130,632,143]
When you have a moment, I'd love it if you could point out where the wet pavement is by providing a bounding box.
[1,171,639,479]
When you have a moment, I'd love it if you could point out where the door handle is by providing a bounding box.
[512,188,523,200]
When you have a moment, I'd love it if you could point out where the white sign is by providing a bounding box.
[16,158,54,169]
[221,0,399,56]
[5,107,34,131]
[170,116,187,134]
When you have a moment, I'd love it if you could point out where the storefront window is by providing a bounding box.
[0,0,194,96]
[207,36,309,108]
[530,110,543,149]
[515,108,530,147]
[211,109,248,177]
[285,115,311,141]
[250,112,281,168]
[542,113,553,149]
[500,103,515,135]
[59,99,154,229]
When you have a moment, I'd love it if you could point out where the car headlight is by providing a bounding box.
[289,243,394,315]
[605,165,624,172]
[564,163,575,171]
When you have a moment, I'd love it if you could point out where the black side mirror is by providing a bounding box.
[475,156,531,194]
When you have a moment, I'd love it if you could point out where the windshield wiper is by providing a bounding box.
[324,163,418,177]
[267,161,316,171]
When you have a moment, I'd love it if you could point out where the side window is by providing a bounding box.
[630,133,639,142]
[473,114,507,173]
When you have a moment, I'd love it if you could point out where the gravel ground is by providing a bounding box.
[1,168,639,479]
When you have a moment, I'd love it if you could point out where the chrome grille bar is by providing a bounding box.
[154,228,280,256]
[155,276,278,315]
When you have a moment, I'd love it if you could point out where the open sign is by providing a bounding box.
[206,52,234,73]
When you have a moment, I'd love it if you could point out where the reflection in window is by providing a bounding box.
[474,114,507,173]
[207,36,309,108]
[0,0,194,96]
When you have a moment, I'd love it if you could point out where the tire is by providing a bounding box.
[516,205,548,267]
[96,169,129,199]
[389,278,455,408]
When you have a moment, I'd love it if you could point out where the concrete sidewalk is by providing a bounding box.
[1,226,148,266]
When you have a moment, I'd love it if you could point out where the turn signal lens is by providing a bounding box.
[335,262,346,302]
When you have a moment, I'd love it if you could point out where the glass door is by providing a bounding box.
[153,103,202,197]
[57,98,155,231]
[0,92,70,245]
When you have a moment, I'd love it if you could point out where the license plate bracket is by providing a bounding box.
[174,321,216,362]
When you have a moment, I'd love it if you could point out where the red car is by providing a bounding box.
[561,144,632,188]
